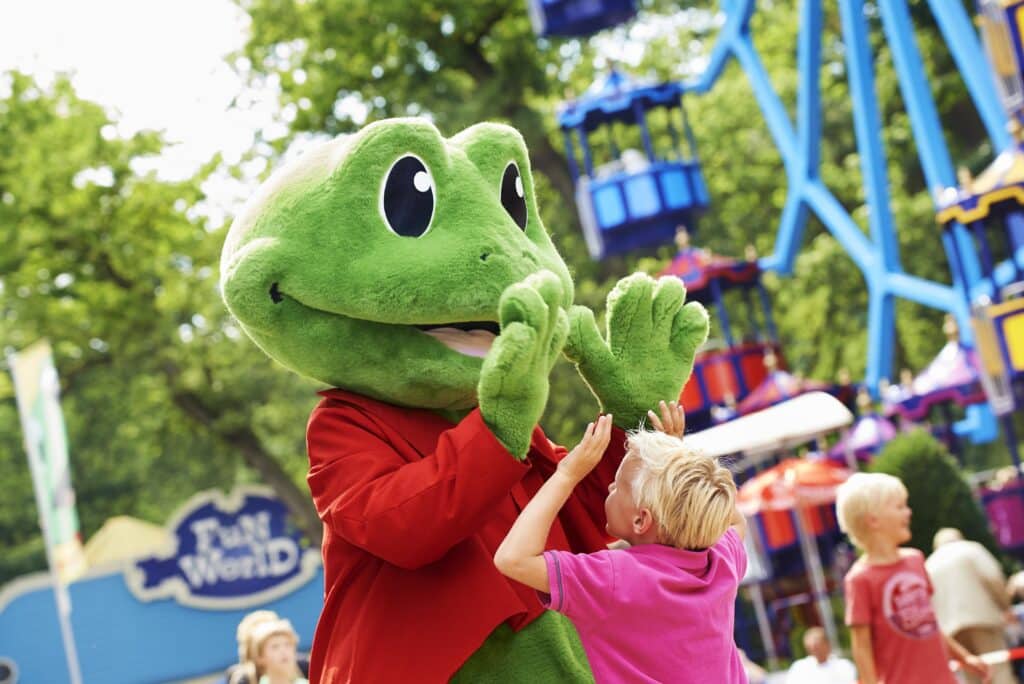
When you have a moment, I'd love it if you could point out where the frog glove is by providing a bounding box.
[477,271,568,460]
[564,273,709,430]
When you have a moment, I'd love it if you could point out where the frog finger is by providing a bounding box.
[564,305,609,367]
[478,320,543,459]
[606,273,655,357]
[496,321,537,366]
[525,270,564,344]
[499,279,549,339]
[547,306,570,365]
[669,302,710,371]
[651,277,686,339]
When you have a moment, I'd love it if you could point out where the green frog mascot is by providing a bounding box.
[220,118,708,683]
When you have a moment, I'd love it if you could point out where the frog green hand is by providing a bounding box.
[564,273,709,430]
[478,270,569,459]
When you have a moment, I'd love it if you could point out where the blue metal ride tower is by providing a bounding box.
[685,0,1009,407]
[542,0,1020,446]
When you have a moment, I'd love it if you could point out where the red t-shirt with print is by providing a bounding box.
[844,548,954,684]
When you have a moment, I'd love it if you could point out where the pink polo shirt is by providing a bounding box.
[543,528,748,684]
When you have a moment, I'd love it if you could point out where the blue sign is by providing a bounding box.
[127,487,320,609]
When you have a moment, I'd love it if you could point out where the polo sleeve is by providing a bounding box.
[541,549,616,624]
[844,570,872,627]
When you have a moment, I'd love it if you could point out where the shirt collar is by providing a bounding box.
[627,542,711,571]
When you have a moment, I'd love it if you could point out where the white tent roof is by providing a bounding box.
[686,391,854,467]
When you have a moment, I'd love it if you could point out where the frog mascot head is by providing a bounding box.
[222,118,573,417]
[220,118,709,682]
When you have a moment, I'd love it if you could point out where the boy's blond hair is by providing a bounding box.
[835,472,907,549]
[627,430,736,550]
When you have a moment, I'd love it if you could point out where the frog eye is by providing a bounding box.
[380,155,435,237]
[500,162,527,230]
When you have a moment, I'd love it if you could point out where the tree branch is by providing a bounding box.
[458,8,505,82]
[170,385,323,546]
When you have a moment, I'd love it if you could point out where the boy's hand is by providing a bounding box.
[647,400,685,437]
[557,414,613,483]
[961,655,990,683]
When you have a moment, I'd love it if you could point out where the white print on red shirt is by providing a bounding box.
[881,570,939,639]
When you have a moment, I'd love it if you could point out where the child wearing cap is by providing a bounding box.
[230,611,308,684]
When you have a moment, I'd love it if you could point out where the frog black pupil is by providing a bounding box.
[383,156,434,237]
[501,163,527,229]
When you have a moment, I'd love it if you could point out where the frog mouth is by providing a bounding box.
[414,322,499,358]
[269,282,499,358]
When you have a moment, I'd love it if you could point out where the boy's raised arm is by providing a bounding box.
[494,415,612,592]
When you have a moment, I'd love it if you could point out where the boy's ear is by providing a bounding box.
[633,508,655,536]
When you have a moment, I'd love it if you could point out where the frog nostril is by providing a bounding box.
[269,282,284,304]
[480,252,491,262]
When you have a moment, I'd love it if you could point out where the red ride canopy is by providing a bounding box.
[738,457,853,514]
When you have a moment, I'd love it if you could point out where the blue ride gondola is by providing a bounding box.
[559,69,710,259]
[527,0,636,39]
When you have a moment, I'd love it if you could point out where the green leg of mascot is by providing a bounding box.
[220,118,709,683]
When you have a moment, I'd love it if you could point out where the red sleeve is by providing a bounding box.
[306,404,529,569]
[844,568,872,627]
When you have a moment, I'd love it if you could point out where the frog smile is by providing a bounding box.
[415,321,500,335]
[268,281,498,357]
[416,326,497,358]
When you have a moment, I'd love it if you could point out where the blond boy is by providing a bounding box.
[495,402,749,684]
[836,472,989,684]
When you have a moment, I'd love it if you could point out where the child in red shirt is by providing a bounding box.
[836,472,989,683]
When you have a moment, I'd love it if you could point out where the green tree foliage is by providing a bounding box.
[868,430,1008,568]
[0,73,322,584]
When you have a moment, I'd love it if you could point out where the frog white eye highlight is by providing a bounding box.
[501,161,528,230]
[413,170,432,192]
[380,154,435,237]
